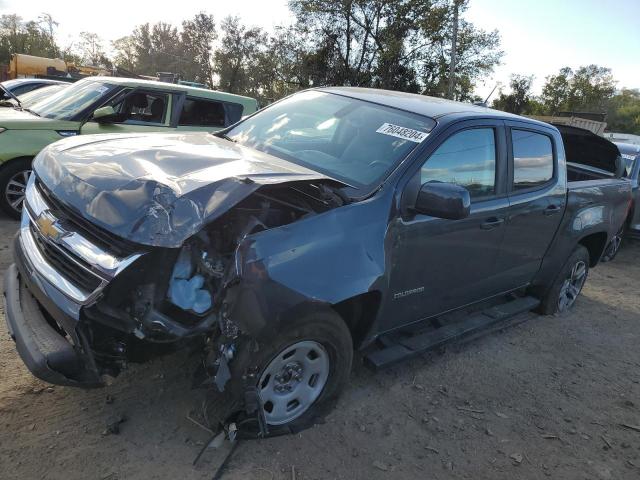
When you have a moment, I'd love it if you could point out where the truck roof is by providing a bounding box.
[319,86,550,127]
[81,76,257,107]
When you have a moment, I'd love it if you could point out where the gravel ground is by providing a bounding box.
[0,215,639,480]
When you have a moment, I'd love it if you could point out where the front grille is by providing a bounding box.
[30,224,103,292]
[35,180,141,257]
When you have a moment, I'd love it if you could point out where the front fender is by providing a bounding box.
[228,192,390,336]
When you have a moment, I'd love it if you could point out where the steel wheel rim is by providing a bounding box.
[258,340,330,426]
[5,169,31,213]
[558,260,587,312]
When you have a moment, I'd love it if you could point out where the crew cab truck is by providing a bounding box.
[0,76,258,219]
[3,88,632,435]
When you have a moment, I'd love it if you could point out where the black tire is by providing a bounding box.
[0,158,32,219]
[204,309,353,436]
[538,245,590,315]
[601,226,625,262]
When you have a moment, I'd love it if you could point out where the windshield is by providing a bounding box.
[226,90,436,189]
[1,79,26,90]
[30,80,116,120]
[19,85,67,108]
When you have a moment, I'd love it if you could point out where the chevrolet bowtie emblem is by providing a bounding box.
[36,212,66,243]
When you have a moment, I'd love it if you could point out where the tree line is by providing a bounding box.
[0,1,501,101]
[492,66,639,134]
[0,1,637,134]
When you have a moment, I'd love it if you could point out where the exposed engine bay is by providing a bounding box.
[82,181,346,388]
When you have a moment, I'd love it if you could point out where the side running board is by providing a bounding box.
[364,296,540,371]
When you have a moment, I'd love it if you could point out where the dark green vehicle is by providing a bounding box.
[0,76,258,218]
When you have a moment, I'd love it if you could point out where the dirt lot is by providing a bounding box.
[0,216,639,480]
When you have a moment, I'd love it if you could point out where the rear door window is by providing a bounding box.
[179,97,243,127]
[511,129,554,190]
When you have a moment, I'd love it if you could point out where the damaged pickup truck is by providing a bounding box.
[3,88,633,436]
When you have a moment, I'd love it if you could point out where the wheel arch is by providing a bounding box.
[578,231,608,267]
[0,155,34,170]
[331,291,382,349]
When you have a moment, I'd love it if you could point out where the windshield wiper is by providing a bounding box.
[0,84,21,107]
[22,108,40,117]
[215,132,236,143]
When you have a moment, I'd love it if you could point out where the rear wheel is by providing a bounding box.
[601,226,625,262]
[538,245,590,315]
[0,158,32,219]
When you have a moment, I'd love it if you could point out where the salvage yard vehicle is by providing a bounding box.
[0,83,68,109]
[0,76,258,218]
[3,88,632,437]
[618,142,640,233]
[606,141,640,258]
[0,78,68,100]
[552,125,632,261]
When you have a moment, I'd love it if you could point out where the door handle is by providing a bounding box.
[543,204,561,216]
[481,217,505,230]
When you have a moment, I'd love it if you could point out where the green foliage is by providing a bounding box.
[181,13,217,87]
[77,31,110,68]
[541,65,616,113]
[214,16,267,96]
[606,88,640,135]
[288,0,502,100]
[0,14,59,63]
[112,36,137,71]
[492,74,534,115]
[0,7,636,134]
[492,65,636,134]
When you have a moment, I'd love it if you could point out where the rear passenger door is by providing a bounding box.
[176,97,245,131]
[495,122,566,289]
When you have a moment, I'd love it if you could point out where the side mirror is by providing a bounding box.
[92,105,117,123]
[414,182,471,220]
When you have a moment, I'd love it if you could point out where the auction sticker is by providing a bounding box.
[376,123,429,143]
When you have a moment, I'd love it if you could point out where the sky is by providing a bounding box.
[1,0,638,99]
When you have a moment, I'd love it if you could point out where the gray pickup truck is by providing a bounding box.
[3,88,632,436]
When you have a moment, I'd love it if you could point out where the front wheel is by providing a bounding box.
[205,309,353,435]
[538,245,590,315]
[0,158,32,219]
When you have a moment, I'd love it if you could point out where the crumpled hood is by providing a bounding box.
[34,132,339,248]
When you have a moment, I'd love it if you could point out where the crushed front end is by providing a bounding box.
[4,170,344,390]
[4,175,151,386]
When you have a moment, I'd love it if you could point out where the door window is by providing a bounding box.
[420,128,497,200]
[108,90,169,125]
[511,129,554,190]
[179,98,243,127]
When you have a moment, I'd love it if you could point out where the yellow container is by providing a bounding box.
[9,54,67,79]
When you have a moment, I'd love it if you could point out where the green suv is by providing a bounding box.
[0,76,258,218]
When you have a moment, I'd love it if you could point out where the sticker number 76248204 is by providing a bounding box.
[375,123,429,143]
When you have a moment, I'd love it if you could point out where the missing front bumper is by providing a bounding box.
[3,263,103,388]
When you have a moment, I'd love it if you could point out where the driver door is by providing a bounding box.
[81,88,174,135]
[382,120,510,330]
